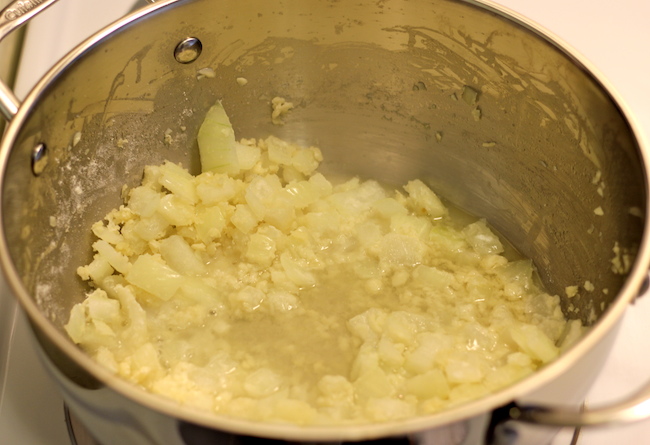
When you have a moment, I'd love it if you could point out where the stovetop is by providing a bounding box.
[0,0,649,444]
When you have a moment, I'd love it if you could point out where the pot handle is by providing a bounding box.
[0,0,62,121]
[508,379,650,427]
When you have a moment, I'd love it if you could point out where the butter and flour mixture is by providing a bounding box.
[65,102,582,425]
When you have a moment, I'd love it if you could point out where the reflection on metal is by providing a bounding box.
[174,37,202,64]
[0,0,60,41]
[179,420,470,445]
[0,0,62,120]
[0,0,24,125]
[65,405,103,445]
[512,391,650,427]
[30,143,47,176]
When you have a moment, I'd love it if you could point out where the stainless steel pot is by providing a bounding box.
[0,0,649,444]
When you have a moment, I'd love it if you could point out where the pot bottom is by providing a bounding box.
[63,402,580,445]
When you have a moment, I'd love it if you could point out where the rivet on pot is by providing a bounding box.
[31,143,48,176]
[174,37,202,64]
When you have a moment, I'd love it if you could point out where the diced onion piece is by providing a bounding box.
[133,213,169,241]
[308,173,332,195]
[404,179,447,218]
[244,368,282,398]
[510,323,559,363]
[405,369,450,399]
[112,284,147,340]
[179,277,224,306]
[266,290,298,313]
[412,265,455,290]
[291,147,321,175]
[197,101,239,174]
[372,197,408,219]
[284,181,321,209]
[560,319,585,351]
[195,173,238,204]
[390,214,433,240]
[95,347,119,373]
[384,311,426,344]
[316,375,354,407]
[195,205,227,243]
[125,254,184,300]
[354,366,392,398]
[235,143,261,170]
[266,135,296,165]
[91,221,123,245]
[377,337,405,367]
[158,194,195,226]
[404,333,449,374]
[77,254,114,283]
[86,289,121,323]
[246,233,276,267]
[379,233,425,267]
[231,204,259,233]
[271,399,317,424]
[159,161,198,204]
[263,194,296,232]
[365,398,415,422]
[347,309,388,343]
[93,239,130,274]
[444,354,485,383]
[129,186,162,217]
[329,180,387,216]
[65,304,87,344]
[159,235,207,276]
[280,252,315,288]
[128,342,164,384]
[245,175,283,220]
[463,219,504,255]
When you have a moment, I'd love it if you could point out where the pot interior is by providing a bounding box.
[1,0,646,435]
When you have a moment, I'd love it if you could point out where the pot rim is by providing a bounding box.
[0,0,648,440]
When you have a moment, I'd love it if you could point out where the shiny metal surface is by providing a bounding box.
[0,0,61,119]
[0,0,61,41]
[0,0,648,443]
[514,379,650,426]
[173,37,202,64]
[65,405,103,445]
[0,0,24,135]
